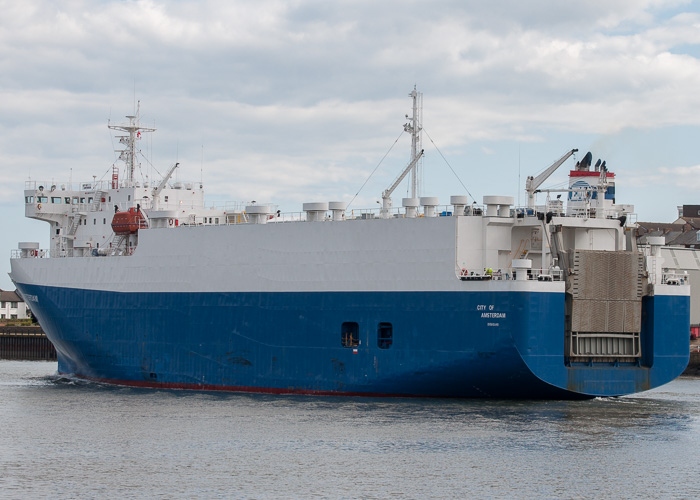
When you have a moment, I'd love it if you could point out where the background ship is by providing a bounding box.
[9,90,690,398]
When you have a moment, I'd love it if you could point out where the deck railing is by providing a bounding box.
[459,268,565,281]
[662,270,689,285]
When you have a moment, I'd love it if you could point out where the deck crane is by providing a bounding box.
[380,149,424,218]
[525,149,578,210]
[151,162,179,210]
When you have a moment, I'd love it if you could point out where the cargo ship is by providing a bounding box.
[9,90,690,398]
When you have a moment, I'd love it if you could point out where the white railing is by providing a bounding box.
[458,267,565,281]
[25,180,115,192]
[661,270,689,285]
[24,179,206,193]
[12,249,50,259]
[11,248,103,259]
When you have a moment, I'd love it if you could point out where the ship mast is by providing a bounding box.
[108,101,156,187]
[404,86,423,198]
[380,87,425,218]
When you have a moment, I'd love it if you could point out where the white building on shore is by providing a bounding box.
[0,289,31,320]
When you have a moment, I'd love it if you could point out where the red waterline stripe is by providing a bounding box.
[60,372,430,398]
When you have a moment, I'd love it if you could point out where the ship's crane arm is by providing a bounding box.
[152,162,179,199]
[151,162,179,210]
[525,149,577,209]
[380,149,424,217]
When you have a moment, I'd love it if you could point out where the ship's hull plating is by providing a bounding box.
[15,282,690,398]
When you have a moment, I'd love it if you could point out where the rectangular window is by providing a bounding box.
[80,197,86,203]
[93,219,96,225]
[88,197,93,204]
[38,196,48,203]
[0,314,5,319]
[341,322,359,348]
[0,301,4,308]
[10,302,18,309]
[25,196,34,203]
[377,322,393,349]
[64,197,70,204]
[164,196,169,203]
[72,197,79,205]
[103,218,106,224]
[51,197,62,203]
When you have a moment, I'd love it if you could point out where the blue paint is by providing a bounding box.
[16,283,690,398]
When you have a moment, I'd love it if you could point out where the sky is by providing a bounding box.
[2,0,700,290]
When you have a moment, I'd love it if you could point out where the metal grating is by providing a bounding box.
[569,332,640,358]
[566,250,646,360]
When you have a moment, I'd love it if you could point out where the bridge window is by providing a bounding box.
[25,196,34,203]
[377,323,393,349]
[51,197,61,203]
[341,322,359,348]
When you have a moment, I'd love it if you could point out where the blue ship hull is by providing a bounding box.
[16,283,690,398]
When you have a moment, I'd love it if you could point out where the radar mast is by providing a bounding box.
[108,101,156,187]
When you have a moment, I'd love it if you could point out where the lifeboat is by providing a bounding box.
[111,207,147,235]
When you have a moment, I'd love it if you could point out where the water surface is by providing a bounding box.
[1,361,699,499]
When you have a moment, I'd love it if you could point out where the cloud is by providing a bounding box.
[659,164,700,188]
[2,0,700,289]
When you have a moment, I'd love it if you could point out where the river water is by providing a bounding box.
[1,361,699,499]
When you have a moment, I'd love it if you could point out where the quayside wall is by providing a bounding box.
[0,325,57,361]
